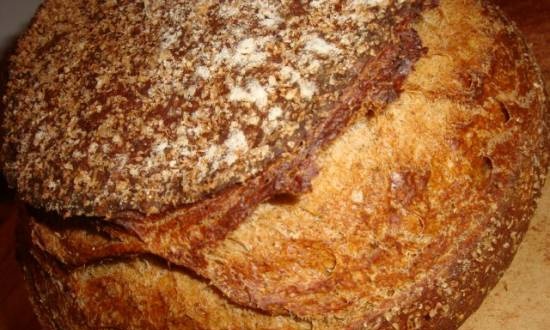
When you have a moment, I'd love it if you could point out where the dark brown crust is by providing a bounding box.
[2,0,430,219]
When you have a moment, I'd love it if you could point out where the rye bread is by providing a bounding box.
[14,0,549,329]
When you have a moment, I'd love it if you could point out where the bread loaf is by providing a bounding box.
[3,0,549,329]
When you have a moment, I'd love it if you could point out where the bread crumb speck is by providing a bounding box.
[225,129,248,152]
[351,190,364,203]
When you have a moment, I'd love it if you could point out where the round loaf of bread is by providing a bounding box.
[6,0,549,329]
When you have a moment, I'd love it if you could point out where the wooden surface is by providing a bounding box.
[0,1,549,329]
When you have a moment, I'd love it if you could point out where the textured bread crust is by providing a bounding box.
[17,0,549,329]
[4,0,436,288]
[9,0,437,305]
[1,0,431,219]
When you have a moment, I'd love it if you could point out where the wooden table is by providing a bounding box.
[1,1,549,329]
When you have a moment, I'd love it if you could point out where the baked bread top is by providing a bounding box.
[1,0,431,218]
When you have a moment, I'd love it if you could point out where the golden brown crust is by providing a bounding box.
[16,0,549,329]
[1,0,431,219]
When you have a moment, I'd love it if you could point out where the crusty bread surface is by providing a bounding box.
[4,0,434,282]
[13,0,550,329]
[1,0,429,218]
